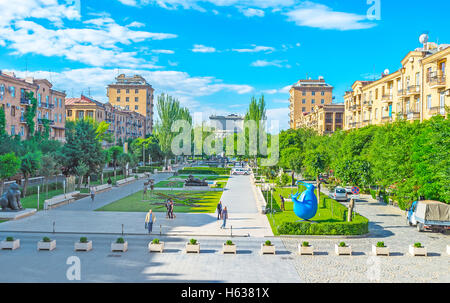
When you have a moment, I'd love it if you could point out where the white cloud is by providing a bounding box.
[285,2,376,30]
[152,49,175,54]
[263,85,292,95]
[267,107,289,131]
[0,4,177,69]
[127,21,146,28]
[232,45,275,53]
[251,60,290,68]
[192,44,216,53]
[240,8,265,18]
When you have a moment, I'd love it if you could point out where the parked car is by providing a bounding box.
[231,168,249,175]
[407,200,450,233]
[331,187,349,202]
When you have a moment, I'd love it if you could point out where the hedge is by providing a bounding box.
[182,167,231,175]
[137,166,163,173]
[277,220,369,236]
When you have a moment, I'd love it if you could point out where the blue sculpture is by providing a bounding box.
[291,181,318,221]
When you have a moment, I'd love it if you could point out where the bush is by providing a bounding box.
[137,166,163,173]
[116,237,125,244]
[79,237,88,243]
[225,240,234,246]
[152,238,160,244]
[370,190,377,200]
[42,237,51,242]
[376,241,385,247]
[264,240,272,246]
[6,236,14,242]
[189,239,197,245]
[182,167,231,175]
[339,242,346,247]
[414,242,422,248]
[277,219,369,236]
[302,241,310,247]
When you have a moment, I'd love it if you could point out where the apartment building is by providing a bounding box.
[0,71,66,141]
[344,39,449,131]
[66,95,145,145]
[107,74,154,136]
[296,104,345,135]
[289,77,334,129]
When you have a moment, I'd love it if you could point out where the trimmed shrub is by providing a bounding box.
[182,167,231,175]
[225,240,234,245]
[414,242,422,248]
[116,238,125,244]
[189,239,197,245]
[302,241,310,247]
[6,237,14,242]
[152,239,160,244]
[277,219,369,236]
[376,241,385,247]
[79,237,88,243]
[339,242,346,247]
[42,237,51,242]
[264,240,272,246]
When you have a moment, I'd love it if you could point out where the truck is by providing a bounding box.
[407,200,450,233]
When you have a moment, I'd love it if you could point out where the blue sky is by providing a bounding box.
[1,0,449,130]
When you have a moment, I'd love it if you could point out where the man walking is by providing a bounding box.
[279,194,285,211]
[169,200,175,219]
[220,206,228,229]
[216,201,223,220]
[90,187,95,203]
[145,210,154,234]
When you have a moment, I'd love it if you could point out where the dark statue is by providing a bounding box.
[185,175,208,187]
[0,183,24,211]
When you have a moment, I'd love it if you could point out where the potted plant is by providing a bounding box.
[409,242,427,256]
[298,241,314,255]
[372,241,389,256]
[261,240,276,255]
[111,237,128,252]
[75,237,92,251]
[38,236,56,251]
[148,238,164,253]
[335,241,352,256]
[1,236,20,250]
[186,238,200,254]
[222,240,237,254]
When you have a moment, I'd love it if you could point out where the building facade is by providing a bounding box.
[344,40,449,131]
[296,104,344,135]
[0,71,66,141]
[66,95,145,145]
[107,74,154,136]
[289,77,334,129]
[209,114,244,139]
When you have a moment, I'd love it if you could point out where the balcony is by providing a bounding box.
[363,100,373,108]
[381,94,393,103]
[398,89,406,97]
[381,116,393,123]
[20,97,31,105]
[407,112,420,120]
[407,85,420,95]
[38,118,55,125]
[427,72,446,88]
[429,106,446,116]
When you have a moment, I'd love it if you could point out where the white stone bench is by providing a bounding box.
[116,176,136,186]
[134,173,146,179]
[44,191,80,210]
[92,184,112,194]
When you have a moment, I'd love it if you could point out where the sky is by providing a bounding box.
[0,0,449,130]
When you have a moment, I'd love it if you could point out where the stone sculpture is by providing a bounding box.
[0,183,24,211]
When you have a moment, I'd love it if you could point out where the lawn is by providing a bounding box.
[265,186,368,236]
[96,190,223,213]
[171,175,230,181]
[154,181,184,188]
[20,188,66,210]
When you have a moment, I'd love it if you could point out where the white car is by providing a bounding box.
[231,168,249,175]
[331,187,349,202]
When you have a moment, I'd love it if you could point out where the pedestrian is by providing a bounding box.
[165,199,171,218]
[107,177,112,185]
[145,210,154,234]
[279,194,285,211]
[216,201,223,220]
[169,200,175,219]
[143,183,148,199]
[90,187,95,203]
[220,206,228,229]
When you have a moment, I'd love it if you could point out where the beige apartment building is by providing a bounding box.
[107,74,154,135]
[0,71,66,141]
[344,39,449,130]
[296,104,345,135]
[289,77,334,129]
[66,95,145,145]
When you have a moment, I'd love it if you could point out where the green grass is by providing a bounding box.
[96,190,223,213]
[154,181,184,188]
[265,186,368,235]
[21,188,66,210]
[171,175,230,181]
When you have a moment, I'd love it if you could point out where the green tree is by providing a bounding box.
[118,153,132,177]
[24,91,38,139]
[0,153,21,195]
[39,154,61,196]
[74,162,89,190]
[108,146,123,178]
[20,151,42,197]
[0,106,6,137]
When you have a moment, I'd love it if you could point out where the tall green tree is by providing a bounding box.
[20,151,42,197]
[0,153,21,195]
[108,146,123,178]
[39,154,61,196]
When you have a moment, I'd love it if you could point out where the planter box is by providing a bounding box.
[186,243,200,254]
[335,244,352,256]
[75,241,92,252]
[261,243,276,255]
[1,239,20,250]
[409,245,427,256]
[38,240,56,251]
[298,244,314,255]
[372,245,389,256]
[148,242,164,253]
[111,242,128,252]
[222,244,237,254]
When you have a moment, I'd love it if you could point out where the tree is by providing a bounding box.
[0,106,6,137]
[276,173,291,187]
[304,148,329,203]
[108,146,123,178]
[20,151,42,197]
[244,94,267,158]
[74,162,89,190]
[39,154,61,196]
[118,153,132,177]
[0,153,21,195]
[24,91,38,139]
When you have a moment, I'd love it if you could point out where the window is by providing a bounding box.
[0,84,4,100]
[427,95,432,109]
[311,91,316,96]
[135,89,139,94]
[302,91,306,96]
[59,114,62,122]
[311,99,315,104]
[375,109,378,119]
[20,126,24,137]
[11,106,15,116]
[135,105,139,110]
[135,97,138,102]
[302,107,306,112]
[302,99,306,104]
[46,96,49,107]
[9,86,15,97]
[321,91,325,96]
[68,110,72,117]
[321,99,325,104]
[126,97,129,102]
[11,125,15,136]
[126,89,130,94]
[117,97,120,102]
[117,89,121,94]
[38,94,42,107]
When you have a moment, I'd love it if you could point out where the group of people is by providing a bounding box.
[216,201,228,229]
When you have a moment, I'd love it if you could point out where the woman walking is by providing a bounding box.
[216,201,223,220]
[220,206,228,229]
[169,200,175,219]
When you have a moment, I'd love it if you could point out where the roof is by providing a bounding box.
[65,95,104,107]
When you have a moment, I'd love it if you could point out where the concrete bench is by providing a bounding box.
[44,191,80,210]
[134,173,146,179]
[92,184,112,194]
[116,177,136,186]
